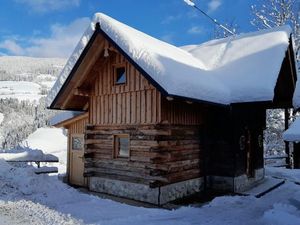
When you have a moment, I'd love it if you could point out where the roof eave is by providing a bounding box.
[48,24,101,110]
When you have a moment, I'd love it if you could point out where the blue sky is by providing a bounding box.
[0,0,260,58]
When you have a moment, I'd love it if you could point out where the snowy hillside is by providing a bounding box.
[0,56,65,77]
[0,56,65,102]
[0,81,42,102]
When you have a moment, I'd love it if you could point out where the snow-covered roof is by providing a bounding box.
[47,13,293,107]
[50,111,84,126]
[283,117,300,142]
[293,80,300,109]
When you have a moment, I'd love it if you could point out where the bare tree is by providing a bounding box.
[251,0,299,68]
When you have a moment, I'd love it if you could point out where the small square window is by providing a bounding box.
[114,134,130,158]
[115,67,126,85]
[72,136,83,150]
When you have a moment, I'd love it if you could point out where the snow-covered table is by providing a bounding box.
[0,150,59,174]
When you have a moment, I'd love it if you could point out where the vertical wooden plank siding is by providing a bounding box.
[161,98,203,125]
[89,52,162,125]
[68,116,88,134]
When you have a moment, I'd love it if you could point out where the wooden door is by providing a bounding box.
[69,134,86,186]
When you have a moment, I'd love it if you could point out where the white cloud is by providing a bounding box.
[0,40,24,55]
[15,0,80,12]
[208,0,222,13]
[0,17,90,58]
[161,14,182,25]
[187,26,204,34]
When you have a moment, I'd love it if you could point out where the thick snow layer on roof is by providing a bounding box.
[46,22,96,107]
[283,117,300,142]
[293,81,300,109]
[47,13,292,107]
[182,27,291,103]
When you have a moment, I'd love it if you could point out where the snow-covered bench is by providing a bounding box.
[0,150,59,174]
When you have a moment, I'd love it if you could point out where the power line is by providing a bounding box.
[183,0,235,35]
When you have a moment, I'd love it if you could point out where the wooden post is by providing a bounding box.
[284,108,290,168]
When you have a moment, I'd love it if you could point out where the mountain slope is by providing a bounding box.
[0,56,66,102]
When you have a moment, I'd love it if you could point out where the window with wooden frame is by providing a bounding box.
[114,134,130,158]
[114,65,126,85]
[71,135,84,151]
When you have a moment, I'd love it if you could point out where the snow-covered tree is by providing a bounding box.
[0,97,58,149]
[251,0,300,68]
[264,109,286,156]
[251,0,300,158]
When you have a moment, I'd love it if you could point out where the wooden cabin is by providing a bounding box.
[49,13,298,205]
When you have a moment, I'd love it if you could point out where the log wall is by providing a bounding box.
[84,124,203,187]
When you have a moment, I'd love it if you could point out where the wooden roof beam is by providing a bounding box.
[74,88,91,97]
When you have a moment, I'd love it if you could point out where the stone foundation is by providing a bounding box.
[209,168,265,192]
[89,177,204,205]
[88,169,264,204]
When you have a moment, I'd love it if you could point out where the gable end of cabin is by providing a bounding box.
[54,27,208,205]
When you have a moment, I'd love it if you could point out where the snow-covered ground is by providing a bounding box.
[0,155,300,225]
[0,128,300,224]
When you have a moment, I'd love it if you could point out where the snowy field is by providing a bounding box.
[0,56,65,103]
[0,81,42,102]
